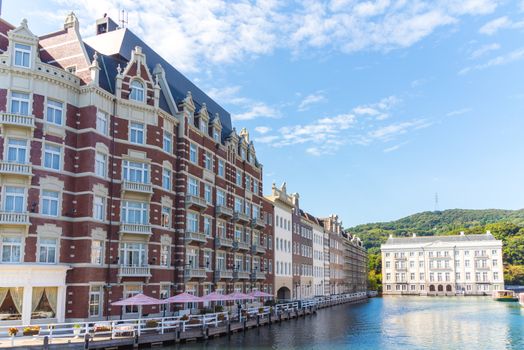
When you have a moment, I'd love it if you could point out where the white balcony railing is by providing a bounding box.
[0,161,32,176]
[215,236,233,248]
[233,211,250,223]
[120,223,152,235]
[215,205,233,218]
[184,268,207,279]
[0,112,35,128]
[251,217,266,229]
[185,231,207,244]
[214,270,234,280]
[251,271,267,280]
[233,271,250,280]
[185,194,207,209]
[122,180,153,194]
[251,244,267,255]
[118,265,151,277]
[0,211,30,225]
[233,240,250,251]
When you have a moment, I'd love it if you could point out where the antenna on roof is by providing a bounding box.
[118,9,128,29]
[434,192,439,212]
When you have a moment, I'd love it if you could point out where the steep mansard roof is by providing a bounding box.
[384,233,498,246]
[83,28,233,136]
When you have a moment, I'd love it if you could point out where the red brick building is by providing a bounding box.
[0,14,273,325]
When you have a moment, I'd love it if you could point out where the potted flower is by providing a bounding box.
[22,326,40,337]
[8,328,18,337]
[180,314,189,321]
[73,324,81,338]
[145,320,158,329]
[258,307,264,314]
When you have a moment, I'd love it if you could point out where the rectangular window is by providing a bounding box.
[245,176,251,192]
[188,177,199,196]
[41,190,59,217]
[121,201,148,224]
[129,122,144,144]
[200,119,207,134]
[93,195,105,221]
[253,179,259,194]
[123,160,149,183]
[203,250,211,269]
[91,240,104,265]
[213,129,220,143]
[234,197,243,213]
[46,100,63,125]
[89,286,102,317]
[4,186,25,212]
[6,138,28,163]
[204,184,212,203]
[161,206,171,228]
[204,217,212,236]
[236,170,242,186]
[44,144,61,170]
[120,243,147,267]
[162,168,171,190]
[216,189,225,206]
[39,238,57,263]
[217,221,226,238]
[14,43,31,67]
[189,143,198,164]
[95,152,107,177]
[1,236,22,262]
[187,212,199,232]
[10,92,29,115]
[217,160,225,177]
[163,131,172,153]
[204,152,213,171]
[96,111,108,135]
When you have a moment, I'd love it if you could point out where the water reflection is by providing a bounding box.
[165,297,524,350]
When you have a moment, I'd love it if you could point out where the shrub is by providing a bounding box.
[8,328,18,337]
[258,307,264,314]
[215,305,224,312]
[145,320,158,328]
[188,319,200,325]
[73,324,81,329]
[180,314,189,321]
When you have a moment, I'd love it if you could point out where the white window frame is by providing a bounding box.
[1,236,23,263]
[163,131,172,153]
[10,91,30,116]
[217,159,225,177]
[162,168,171,190]
[91,240,104,265]
[3,186,26,213]
[41,190,60,217]
[129,80,145,102]
[96,111,108,135]
[186,212,199,233]
[123,160,149,183]
[204,184,212,204]
[93,195,105,221]
[189,143,198,164]
[129,122,144,144]
[43,143,62,170]
[46,99,63,126]
[187,177,199,196]
[6,138,28,164]
[38,238,58,264]
[89,285,103,318]
[161,206,171,228]
[121,200,148,225]
[95,152,107,178]
[13,43,31,68]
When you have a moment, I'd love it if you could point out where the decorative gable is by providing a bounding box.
[6,19,40,69]
[117,46,157,106]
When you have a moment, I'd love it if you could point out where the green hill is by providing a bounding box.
[347,209,524,290]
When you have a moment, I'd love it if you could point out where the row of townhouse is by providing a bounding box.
[265,183,368,301]
[0,13,366,326]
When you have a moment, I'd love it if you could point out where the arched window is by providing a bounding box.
[129,80,144,102]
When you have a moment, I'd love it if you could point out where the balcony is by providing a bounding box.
[185,231,207,244]
[0,211,30,225]
[184,267,207,280]
[251,244,267,255]
[0,112,35,128]
[233,240,250,251]
[233,211,250,223]
[122,180,153,195]
[118,265,151,278]
[214,269,233,281]
[0,161,32,176]
[215,205,233,218]
[215,236,234,249]
[250,271,267,280]
[394,256,407,260]
[232,271,250,280]
[185,194,207,211]
[120,223,152,235]
[250,217,266,229]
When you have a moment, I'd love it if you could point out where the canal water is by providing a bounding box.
[166,296,524,350]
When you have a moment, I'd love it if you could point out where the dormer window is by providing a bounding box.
[213,129,220,143]
[14,43,31,68]
[199,119,207,134]
[240,148,246,160]
[129,80,144,102]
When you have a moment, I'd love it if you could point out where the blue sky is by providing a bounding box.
[5,0,524,226]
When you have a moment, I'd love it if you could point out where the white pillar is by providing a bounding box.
[21,285,32,325]
[56,286,66,322]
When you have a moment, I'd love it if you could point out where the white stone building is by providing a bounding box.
[381,231,504,296]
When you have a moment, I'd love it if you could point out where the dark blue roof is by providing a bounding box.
[84,28,232,135]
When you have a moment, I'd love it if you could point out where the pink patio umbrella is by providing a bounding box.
[165,292,205,304]
[249,290,274,298]
[202,292,230,301]
[226,292,254,301]
[112,293,167,320]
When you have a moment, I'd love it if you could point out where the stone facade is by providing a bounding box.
[381,232,504,296]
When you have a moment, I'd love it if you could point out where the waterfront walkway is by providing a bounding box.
[0,292,368,349]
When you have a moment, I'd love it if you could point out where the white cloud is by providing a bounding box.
[470,43,500,59]
[479,16,524,35]
[367,120,431,142]
[255,126,271,134]
[44,0,501,73]
[383,144,402,153]
[446,107,472,116]
[232,102,279,121]
[459,47,524,74]
[298,92,326,111]
[479,16,511,35]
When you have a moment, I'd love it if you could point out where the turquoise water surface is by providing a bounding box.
[168,296,524,349]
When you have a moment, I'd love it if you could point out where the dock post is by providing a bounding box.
[83,333,90,350]
[43,336,49,350]
[134,333,139,348]
[227,320,232,335]
[269,312,272,325]
[257,315,260,327]
[203,325,209,340]
[175,329,180,342]
[243,319,247,332]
